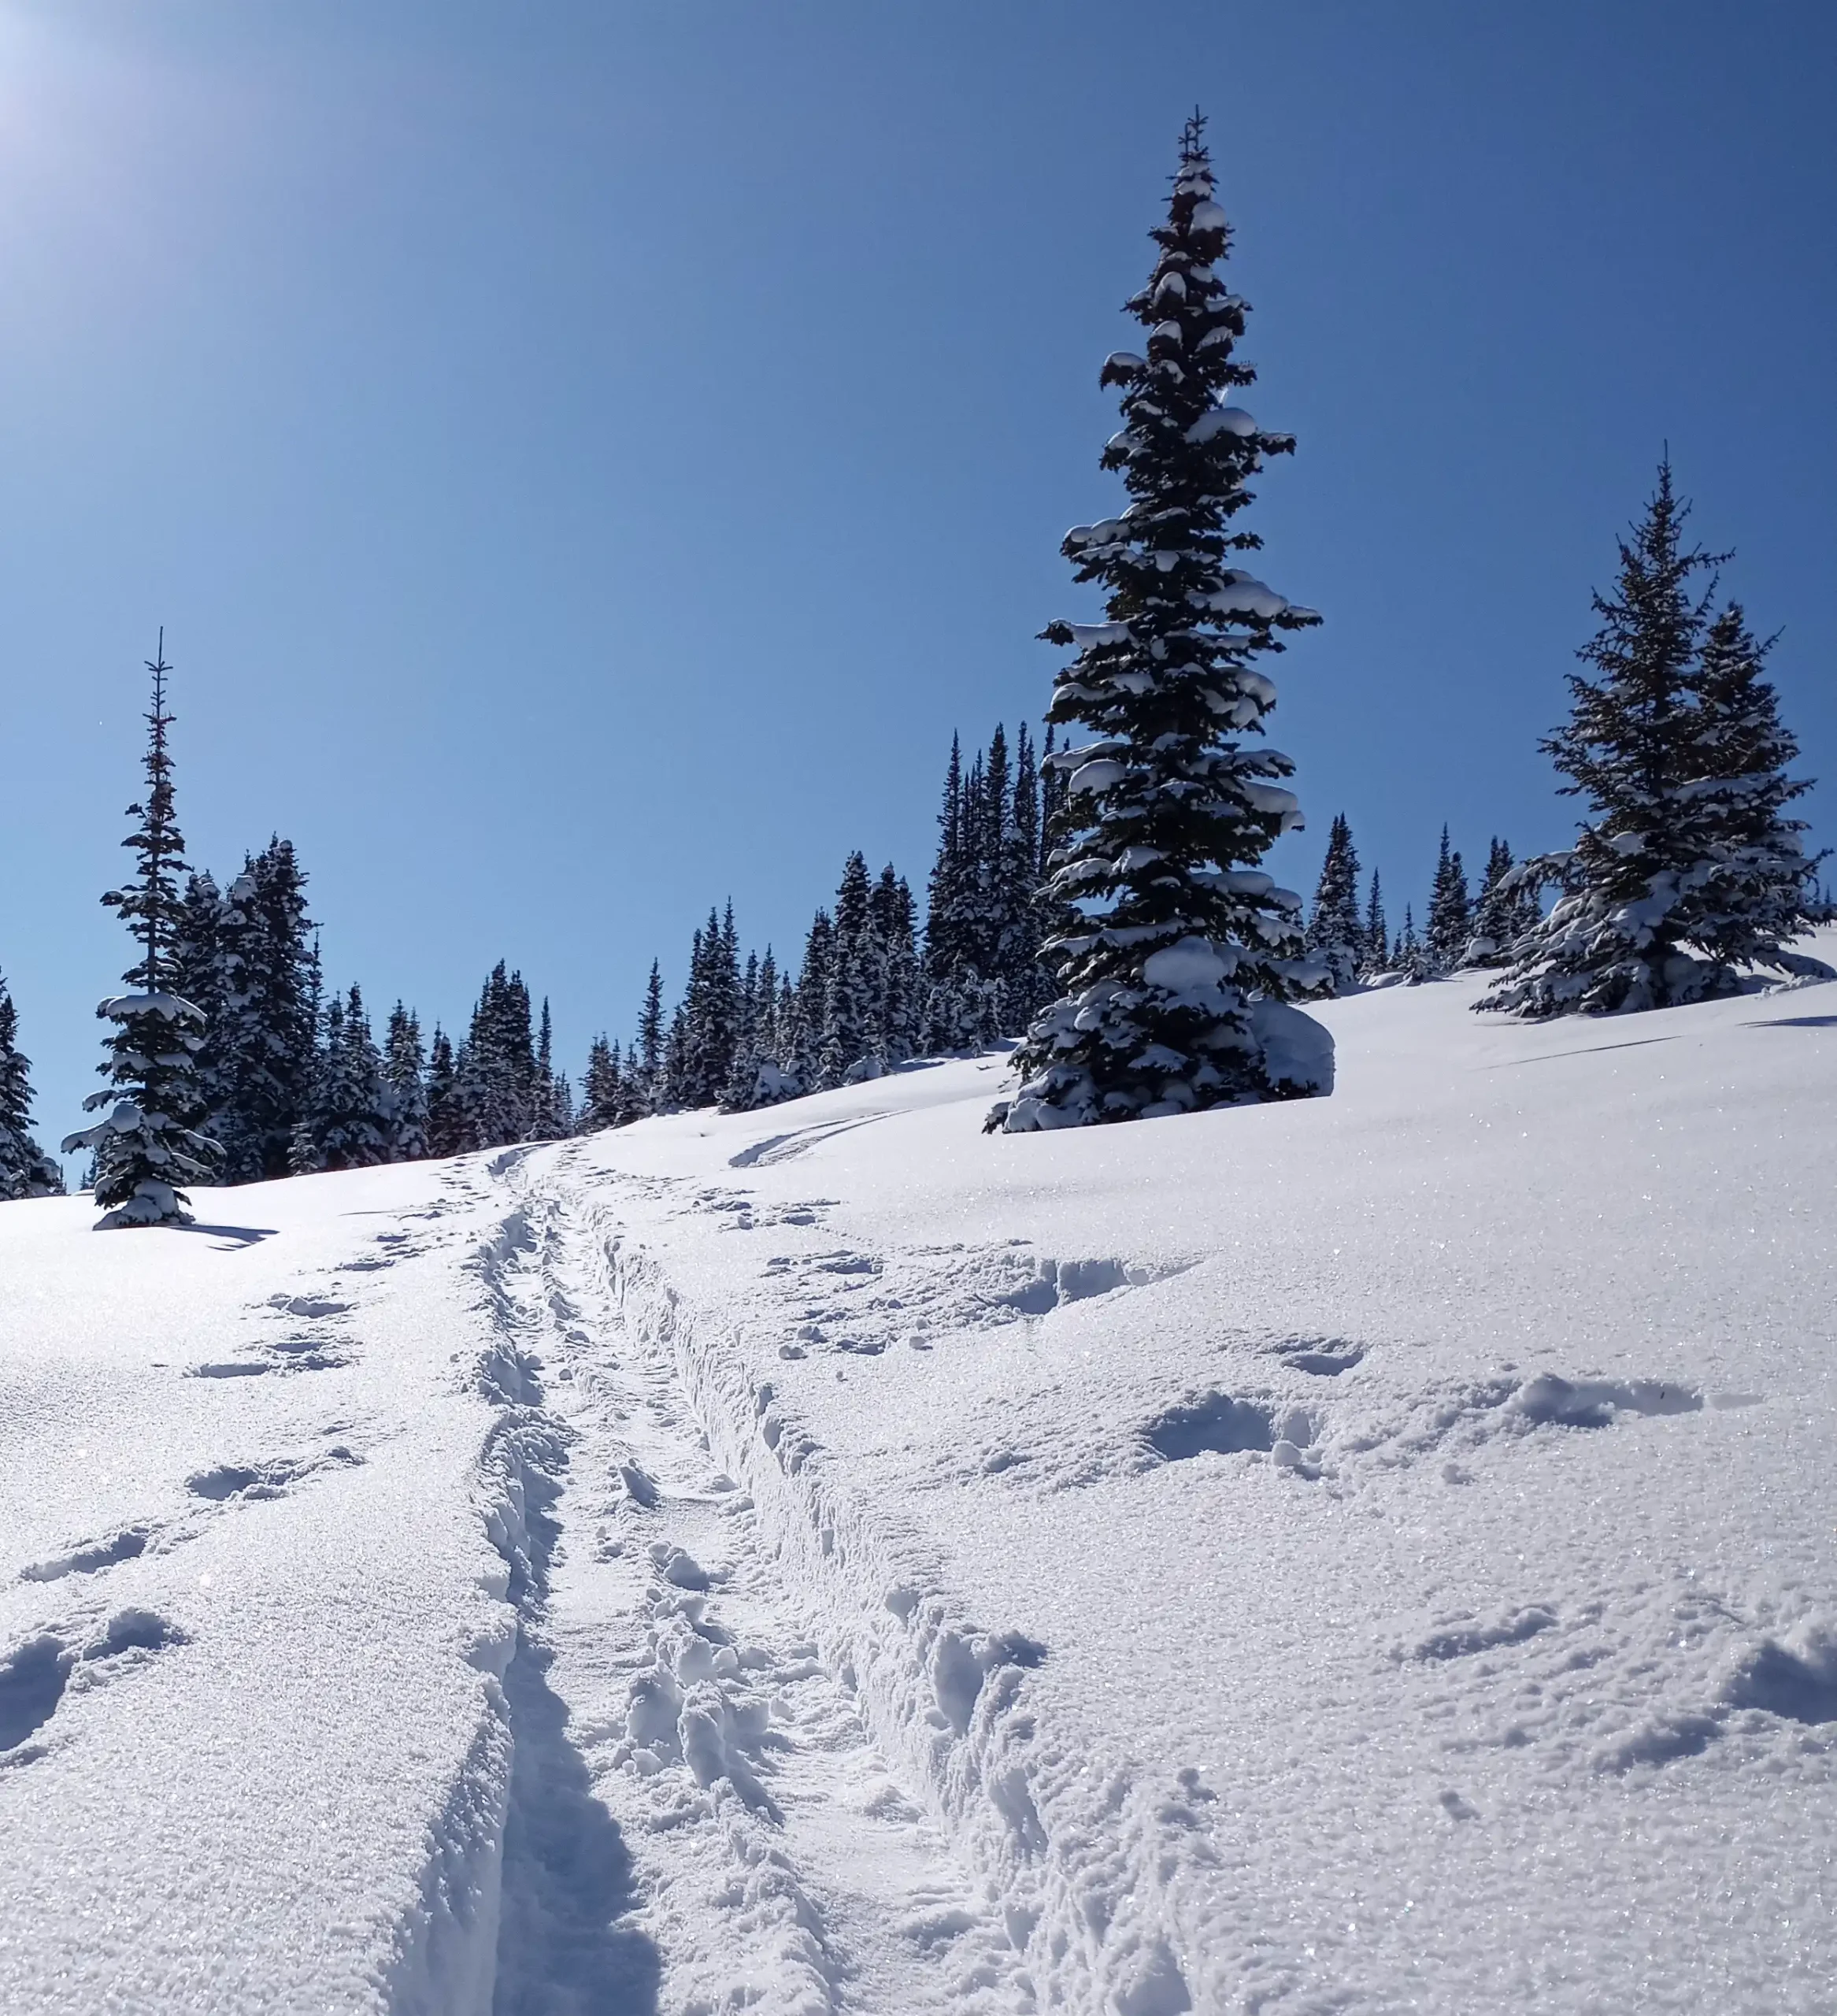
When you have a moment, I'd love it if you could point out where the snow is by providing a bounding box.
[93,991,206,1023]
[1067,758,1128,797]
[4,938,1837,2011]
[1185,406,1257,443]
[1198,573,1290,620]
[1140,938,1230,991]
[1062,621,1134,649]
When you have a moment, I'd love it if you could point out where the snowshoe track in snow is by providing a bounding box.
[470,1155,1031,2016]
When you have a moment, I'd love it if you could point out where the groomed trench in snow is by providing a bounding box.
[565,1195,1204,2016]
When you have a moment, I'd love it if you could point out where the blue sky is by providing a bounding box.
[2,1,1834,1153]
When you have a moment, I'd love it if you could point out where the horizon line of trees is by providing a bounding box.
[4,647,1826,1206]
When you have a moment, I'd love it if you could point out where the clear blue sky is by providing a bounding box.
[3,1,1834,1156]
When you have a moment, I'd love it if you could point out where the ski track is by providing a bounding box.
[474,1148,1031,2016]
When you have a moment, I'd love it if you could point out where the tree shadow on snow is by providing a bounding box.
[165,1221,280,1248]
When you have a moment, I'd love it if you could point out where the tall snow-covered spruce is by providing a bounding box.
[1681,602,1826,976]
[1479,462,1828,1018]
[995,116,1330,1131]
[64,638,220,1226]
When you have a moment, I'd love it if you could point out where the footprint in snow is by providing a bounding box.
[186,1446,362,1503]
[18,1526,153,1585]
[1,1610,188,1758]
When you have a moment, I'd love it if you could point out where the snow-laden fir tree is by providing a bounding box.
[203,840,320,1181]
[998,116,1331,1129]
[425,1027,463,1157]
[170,871,230,1122]
[1000,724,1050,1026]
[921,724,1053,1051]
[65,639,221,1226]
[728,950,762,1093]
[1478,462,1828,1017]
[580,1035,623,1132]
[1424,828,1470,976]
[383,1002,429,1160]
[1359,870,1390,979]
[1678,603,1825,976]
[291,986,391,1172]
[721,951,770,1110]
[1461,839,1522,969]
[676,907,740,1108]
[1305,814,1362,994]
[869,867,920,1065]
[631,962,665,1117]
[528,998,569,1140]
[0,973,63,1199]
[788,910,833,1089]
[820,853,880,1086]
[457,962,536,1146]
[1396,904,1428,983]
[661,999,690,1110]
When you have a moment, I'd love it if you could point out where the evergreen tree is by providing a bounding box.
[1306,814,1363,994]
[1002,723,1049,1023]
[383,1002,429,1160]
[1680,604,1826,976]
[291,986,391,1173]
[1397,903,1428,983]
[528,997,573,1140]
[754,949,780,1064]
[1462,839,1520,969]
[720,951,768,1110]
[971,730,1011,984]
[1480,462,1734,1017]
[794,910,833,1077]
[1424,827,1471,976]
[457,962,536,1146]
[288,996,337,1176]
[580,1035,623,1132]
[170,872,230,1126]
[924,737,970,998]
[633,962,665,1116]
[820,852,879,1086]
[65,638,221,1226]
[661,999,690,1111]
[999,117,1330,1130]
[0,973,63,1199]
[678,906,740,1107]
[919,724,1043,1051]
[213,839,318,1183]
[1359,870,1390,979]
[870,866,920,1065]
[425,1027,464,1157]
[732,948,803,1109]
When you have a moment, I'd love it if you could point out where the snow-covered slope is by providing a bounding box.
[4,944,1835,2014]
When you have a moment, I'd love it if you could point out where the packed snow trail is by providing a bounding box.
[483,1147,1031,2016]
[4,951,1836,2014]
